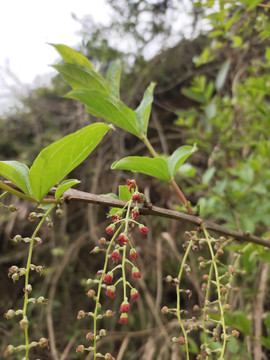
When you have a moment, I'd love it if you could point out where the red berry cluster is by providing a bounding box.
[80,180,147,358]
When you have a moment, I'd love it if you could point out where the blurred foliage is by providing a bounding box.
[1,0,270,359]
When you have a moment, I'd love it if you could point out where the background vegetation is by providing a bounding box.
[1,1,270,359]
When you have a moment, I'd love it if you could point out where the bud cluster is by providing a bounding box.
[3,206,56,359]
[161,228,242,359]
[77,180,146,358]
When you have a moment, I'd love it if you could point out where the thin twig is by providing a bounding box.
[60,188,269,247]
[258,4,270,8]
[2,182,269,247]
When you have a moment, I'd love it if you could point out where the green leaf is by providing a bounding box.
[265,47,270,61]
[215,60,231,91]
[247,0,262,11]
[205,102,216,119]
[66,89,141,137]
[202,167,216,185]
[179,164,196,177]
[112,156,170,182]
[135,82,156,135]
[51,44,94,70]
[187,337,199,354]
[225,311,251,335]
[182,88,206,104]
[55,179,81,200]
[260,336,270,350]
[118,185,133,201]
[167,144,198,178]
[29,123,111,202]
[101,192,119,199]
[106,59,122,99]
[233,35,243,47]
[52,63,111,93]
[0,161,32,195]
[109,207,124,215]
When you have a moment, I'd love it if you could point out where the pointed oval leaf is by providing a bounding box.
[29,123,111,202]
[66,89,141,137]
[0,161,32,195]
[106,59,122,99]
[215,60,231,91]
[53,63,111,93]
[51,44,94,70]
[167,144,198,178]
[182,88,206,104]
[112,156,170,182]
[55,179,81,200]
[135,82,156,135]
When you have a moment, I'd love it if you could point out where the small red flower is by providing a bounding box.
[119,301,130,313]
[131,208,140,220]
[129,248,139,260]
[86,332,95,341]
[132,192,142,201]
[116,233,129,246]
[97,270,103,277]
[130,288,140,301]
[110,250,122,263]
[126,179,136,193]
[139,225,148,235]
[119,313,128,324]
[76,345,85,354]
[111,214,120,222]
[106,286,116,299]
[106,224,115,235]
[161,306,169,314]
[132,267,141,278]
[77,310,85,319]
[104,272,113,284]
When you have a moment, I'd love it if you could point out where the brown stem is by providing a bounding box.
[60,188,269,247]
[170,178,194,215]
[258,4,270,8]
[3,182,269,247]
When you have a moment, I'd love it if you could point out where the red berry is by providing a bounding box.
[132,192,142,201]
[119,301,130,313]
[104,272,113,284]
[106,286,116,299]
[111,214,120,222]
[126,179,136,193]
[116,233,129,246]
[86,332,95,341]
[119,313,128,324]
[130,288,140,301]
[106,225,115,235]
[132,267,141,278]
[139,225,148,235]
[178,336,186,345]
[39,338,49,348]
[110,250,122,263]
[129,249,139,260]
[232,329,240,338]
[161,306,169,314]
[87,289,95,298]
[76,345,84,354]
[77,310,85,319]
[106,309,114,317]
[105,353,115,360]
[99,237,106,244]
[131,208,140,220]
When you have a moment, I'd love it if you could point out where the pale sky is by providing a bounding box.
[0,0,110,113]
